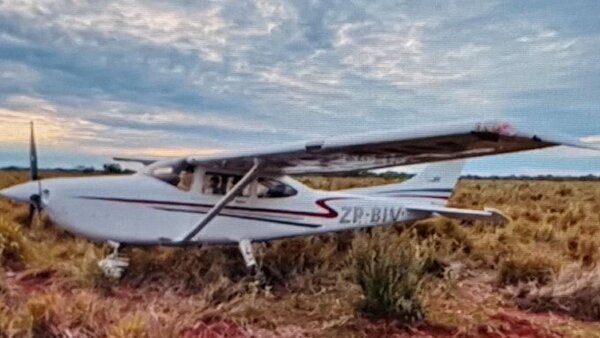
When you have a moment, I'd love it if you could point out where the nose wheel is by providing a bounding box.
[98,241,129,279]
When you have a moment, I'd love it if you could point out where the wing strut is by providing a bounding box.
[177,159,262,242]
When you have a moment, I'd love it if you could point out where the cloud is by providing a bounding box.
[90,110,282,134]
[533,146,600,158]
[91,146,221,158]
[0,0,598,169]
[0,107,69,146]
[581,135,600,144]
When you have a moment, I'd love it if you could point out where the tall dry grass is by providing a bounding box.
[1,172,600,336]
[508,263,600,321]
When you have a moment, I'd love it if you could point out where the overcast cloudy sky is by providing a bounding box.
[0,0,599,175]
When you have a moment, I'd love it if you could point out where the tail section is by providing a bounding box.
[343,160,465,205]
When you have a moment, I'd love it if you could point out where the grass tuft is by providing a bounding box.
[352,229,434,323]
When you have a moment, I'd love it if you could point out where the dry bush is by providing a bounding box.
[1,293,58,337]
[497,248,559,286]
[351,228,435,323]
[509,263,600,321]
[123,246,246,292]
[124,235,355,294]
[413,217,475,259]
[257,233,355,287]
[14,224,109,288]
[0,217,30,270]
[563,231,600,266]
[109,314,149,338]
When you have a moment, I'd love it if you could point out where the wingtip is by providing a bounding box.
[475,120,600,151]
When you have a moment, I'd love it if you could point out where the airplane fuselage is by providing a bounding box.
[5,174,431,245]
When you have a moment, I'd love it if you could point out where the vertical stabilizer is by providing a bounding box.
[342,160,465,205]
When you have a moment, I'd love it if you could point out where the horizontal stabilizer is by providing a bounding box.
[406,205,509,224]
[113,156,165,166]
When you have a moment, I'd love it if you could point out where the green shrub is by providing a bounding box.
[352,230,432,323]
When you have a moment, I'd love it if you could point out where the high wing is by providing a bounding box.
[184,120,598,175]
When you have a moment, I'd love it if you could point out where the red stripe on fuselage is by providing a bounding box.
[77,196,348,219]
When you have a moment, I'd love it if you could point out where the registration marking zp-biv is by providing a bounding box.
[338,206,407,225]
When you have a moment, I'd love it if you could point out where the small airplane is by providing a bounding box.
[1,120,598,277]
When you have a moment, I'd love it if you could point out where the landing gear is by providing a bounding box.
[238,239,265,282]
[239,239,257,272]
[98,241,130,279]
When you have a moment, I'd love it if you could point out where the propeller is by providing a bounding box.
[27,121,43,225]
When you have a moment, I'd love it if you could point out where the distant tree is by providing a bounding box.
[103,163,123,174]
[82,166,95,174]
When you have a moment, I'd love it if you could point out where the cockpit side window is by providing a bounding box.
[177,171,193,191]
[203,173,252,197]
[147,162,194,191]
[256,178,297,198]
[204,174,226,195]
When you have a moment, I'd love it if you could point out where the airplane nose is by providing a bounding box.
[0,182,39,203]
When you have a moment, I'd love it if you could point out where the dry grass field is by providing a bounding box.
[2,171,600,337]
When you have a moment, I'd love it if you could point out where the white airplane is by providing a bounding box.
[1,120,597,277]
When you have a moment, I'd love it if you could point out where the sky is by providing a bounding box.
[0,0,599,175]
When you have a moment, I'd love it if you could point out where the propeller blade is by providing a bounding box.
[27,121,41,225]
[30,121,39,181]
